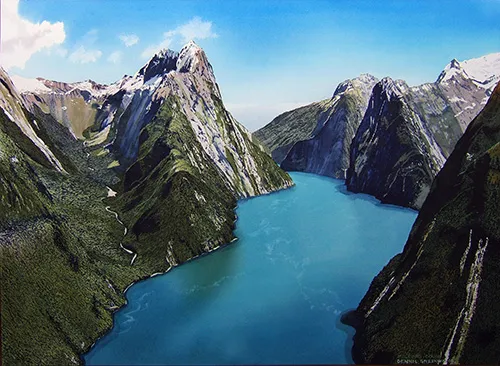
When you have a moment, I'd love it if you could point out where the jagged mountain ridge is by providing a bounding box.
[345,80,500,365]
[436,53,500,131]
[346,77,447,210]
[16,41,291,198]
[281,74,378,179]
[256,52,499,209]
[1,42,292,365]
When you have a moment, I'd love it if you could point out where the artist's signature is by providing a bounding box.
[397,355,442,364]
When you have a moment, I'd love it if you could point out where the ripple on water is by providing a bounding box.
[85,172,417,365]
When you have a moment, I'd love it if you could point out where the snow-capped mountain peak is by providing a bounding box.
[333,73,378,97]
[379,77,409,101]
[176,40,208,73]
[437,52,500,90]
[137,48,179,83]
[10,75,52,93]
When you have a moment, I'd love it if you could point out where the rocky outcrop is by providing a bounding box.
[345,55,499,208]
[16,41,292,198]
[346,78,446,209]
[281,74,378,178]
[107,42,293,267]
[345,81,500,364]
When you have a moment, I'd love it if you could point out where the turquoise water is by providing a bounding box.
[85,172,417,365]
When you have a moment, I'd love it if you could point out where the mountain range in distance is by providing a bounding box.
[255,53,500,209]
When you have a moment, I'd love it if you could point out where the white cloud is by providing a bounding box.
[68,29,102,64]
[175,17,218,43]
[69,46,102,64]
[141,17,217,59]
[0,0,66,70]
[119,34,139,47]
[82,29,99,44]
[107,51,122,64]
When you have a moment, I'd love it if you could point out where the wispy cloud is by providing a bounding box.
[0,0,66,69]
[68,29,102,64]
[107,51,123,64]
[141,17,217,59]
[174,16,218,43]
[69,46,102,64]
[119,34,139,47]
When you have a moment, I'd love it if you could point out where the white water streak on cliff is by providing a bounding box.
[365,276,395,318]
[443,236,489,364]
[388,245,424,301]
[459,229,473,275]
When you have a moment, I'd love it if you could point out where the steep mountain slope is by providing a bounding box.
[436,53,500,131]
[409,82,464,157]
[17,42,292,197]
[12,75,111,139]
[85,41,292,270]
[1,66,139,365]
[344,81,500,364]
[346,78,446,209]
[345,55,499,209]
[253,100,334,164]
[256,53,497,208]
[2,42,292,365]
[281,74,378,178]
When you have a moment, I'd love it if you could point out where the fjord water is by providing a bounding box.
[85,172,417,365]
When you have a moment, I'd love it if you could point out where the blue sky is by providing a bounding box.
[2,0,500,130]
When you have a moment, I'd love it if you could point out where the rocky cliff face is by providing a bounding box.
[345,81,500,364]
[436,53,500,131]
[346,78,447,209]
[257,53,498,208]
[253,99,335,164]
[2,42,292,365]
[281,74,378,178]
[345,54,499,209]
[17,41,292,197]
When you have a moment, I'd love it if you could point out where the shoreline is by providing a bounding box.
[79,181,294,364]
[79,237,235,364]
[339,309,364,364]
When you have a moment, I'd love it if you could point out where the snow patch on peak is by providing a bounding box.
[176,41,206,73]
[438,52,500,90]
[333,74,378,97]
[461,53,500,82]
[379,77,408,101]
[181,40,202,52]
[157,48,178,59]
[137,49,179,83]
[11,75,52,93]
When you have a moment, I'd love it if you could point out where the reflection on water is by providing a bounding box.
[85,172,417,365]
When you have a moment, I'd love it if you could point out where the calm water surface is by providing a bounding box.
[85,172,417,365]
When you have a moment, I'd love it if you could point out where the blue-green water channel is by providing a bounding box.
[85,172,417,364]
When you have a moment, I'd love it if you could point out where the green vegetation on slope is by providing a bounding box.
[0,108,149,365]
[116,96,238,271]
[253,99,333,163]
[348,82,500,364]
